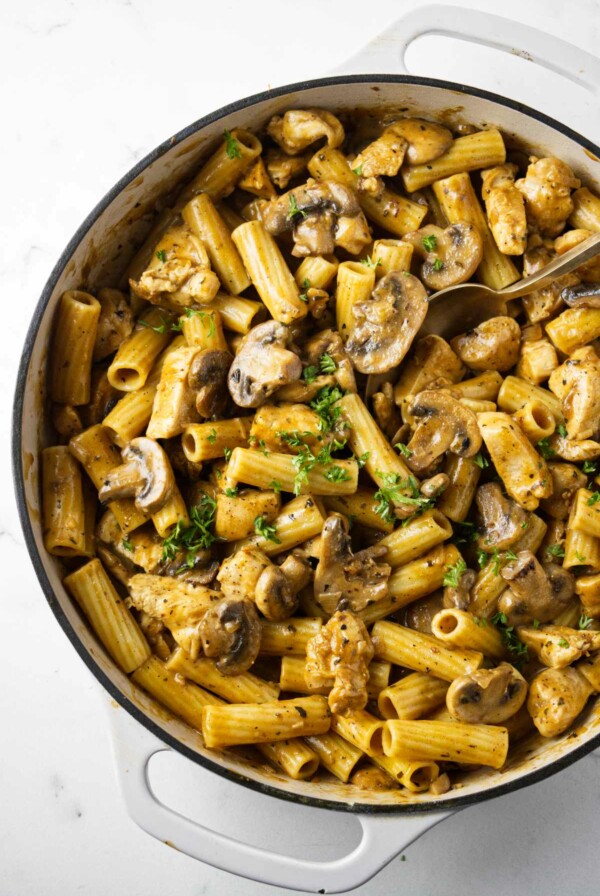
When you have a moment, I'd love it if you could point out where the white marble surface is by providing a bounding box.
[3,1,600,893]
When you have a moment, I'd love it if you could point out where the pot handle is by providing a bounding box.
[108,704,452,893]
[332,4,600,95]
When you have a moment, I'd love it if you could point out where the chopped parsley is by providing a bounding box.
[556,423,568,438]
[325,465,351,483]
[161,493,217,565]
[223,487,238,498]
[557,637,570,648]
[579,614,594,630]
[422,234,438,252]
[360,255,382,269]
[545,543,565,560]
[139,315,170,334]
[320,353,336,374]
[223,446,232,462]
[394,442,412,459]
[171,307,216,337]
[433,258,444,271]
[155,249,168,263]
[224,128,242,159]
[299,276,311,303]
[491,611,529,661]
[583,460,598,474]
[476,548,489,569]
[373,473,435,524]
[254,515,281,543]
[537,438,556,460]
[473,616,487,627]
[303,365,319,385]
[586,491,600,506]
[288,194,307,219]
[443,558,467,588]
[575,552,588,564]
[122,538,133,552]
[356,451,370,468]
[474,452,489,469]
[352,164,363,176]
[269,479,283,494]
[207,428,218,444]
[479,547,517,575]
[309,385,345,433]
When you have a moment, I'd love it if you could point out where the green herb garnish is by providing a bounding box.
[537,438,556,460]
[433,258,444,271]
[373,473,435,524]
[224,128,242,159]
[207,428,218,444]
[155,249,168,263]
[443,558,467,588]
[545,543,565,560]
[360,255,382,269]
[223,487,238,498]
[254,515,281,543]
[309,385,345,433]
[161,493,217,565]
[320,353,336,374]
[325,465,351,484]
[586,491,600,506]
[122,538,133,552]
[394,442,413,459]
[491,611,529,661]
[579,614,594,630]
[288,194,307,219]
[422,234,438,252]
[474,452,489,469]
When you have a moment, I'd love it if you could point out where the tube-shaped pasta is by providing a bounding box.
[497,375,563,422]
[183,419,252,463]
[307,147,427,236]
[69,425,147,533]
[235,495,326,556]
[180,128,262,202]
[513,400,556,443]
[431,609,505,659]
[182,194,250,295]
[50,290,101,405]
[132,655,222,730]
[152,487,189,537]
[210,293,263,334]
[370,754,440,793]
[478,412,552,510]
[564,497,600,570]
[371,239,413,278]
[226,448,358,496]
[323,489,394,534]
[436,455,481,522]
[452,371,503,401]
[383,720,509,769]
[260,618,323,655]
[546,308,600,355]
[294,255,339,291]
[232,221,308,324]
[279,656,390,698]
[335,262,376,339]
[249,404,323,454]
[180,308,229,351]
[304,732,363,782]
[433,172,519,289]
[339,393,412,494]
[403,129,506,192]
[201,696,330,748]
[257,740,319,780]
[378,673,449,720]
[568,488,600,539]
[42,447,87,557]
[65,559,150,673]
[569,187,600,231]
[576,573,600,617]
[167,648,280,702]
[331,709,385,755]
[371,620,484,681]
[108,307,173,392]
[102,381,157,446]
[376,510,452,567]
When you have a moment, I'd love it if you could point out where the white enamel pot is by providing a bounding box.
[12,5,600,893]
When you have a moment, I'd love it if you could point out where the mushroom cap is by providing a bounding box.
[498,550,575,625]
[475,482,529,551]
[446,663,528,724]
[561,282,600,308]
[303,329,357,394]
[394,118,453,165]
[255,566,299,621]
[262,180,361,235]
[451,316,521,373]
[345,271,428,374]
[188,348,233,418]
[227,321,302,408]
[406,389,482,472]
[198,596,261,675]
[99,437,175,514]
[404,223,483,290]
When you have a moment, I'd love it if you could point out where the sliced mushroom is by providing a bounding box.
[517,624,600,669]
[98,437,174,514]
[93,288,135,361]
[129,225,220,307]
[481,165,527,256]
[165,439,204,482]
[561,282,600,308]
[404,223,483,290]
[128,573,221,659]
[302,328,357,393]
[266,108,345,156]
[451,316,521,372]
[421,473,450,499]
[516,156,581,237]
[548,347,600,441]
[314,513,391,615]
[188,349,233,418]
[372,382,402,439]
[261,180,371,257]
[443,567,476,610]
[228,321,302,408]
[345,272,428,374]
[539,462,588,520]
[403,591,445,633]
[498,550,575,625]
[405,390,482,473]
[446,663,528,724]
[527,666,593,737]
[218,545,310,621]
[305,610,374,714]
[475,482,529,552]
[198,596,261,675]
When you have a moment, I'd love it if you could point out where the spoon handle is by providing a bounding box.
[499,232,600,299]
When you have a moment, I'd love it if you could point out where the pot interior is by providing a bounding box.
[17,77,600,811]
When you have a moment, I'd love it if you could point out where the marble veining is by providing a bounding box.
[3,0,600,893]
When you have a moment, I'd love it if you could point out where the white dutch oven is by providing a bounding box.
[12,6,600,892]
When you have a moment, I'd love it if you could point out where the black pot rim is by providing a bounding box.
[12,73,600,816]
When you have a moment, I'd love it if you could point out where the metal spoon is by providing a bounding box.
[419,231,600,339]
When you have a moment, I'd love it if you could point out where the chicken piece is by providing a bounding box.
[305,610,374,714]
[516,157,581,237]
[267,109,345,156]
[548,347,600,441]
[130,225,220,308]
[481,164,527,255]
[527,666,593,737]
